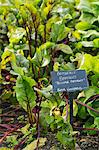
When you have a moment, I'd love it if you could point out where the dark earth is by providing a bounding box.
[41,132,99,150]
[0,102,99,150]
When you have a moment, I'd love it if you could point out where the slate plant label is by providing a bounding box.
[51,70,89,92]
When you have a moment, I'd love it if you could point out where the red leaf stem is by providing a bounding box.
[74,99,99,114]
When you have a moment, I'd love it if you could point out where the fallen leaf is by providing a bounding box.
[23,137,47,150]
[0,148,13,150]
[20,124,30,135]
[80,139,87,142]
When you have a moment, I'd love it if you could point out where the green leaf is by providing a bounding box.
[85,124,96,135]
[25,3,38,15]
[60,62,75,71]
[78,106,87,119]
[45,115,54,125]
[8,27,26,44]
[84,86,99,103]
[23,138,47,150]
[34,85,52,98]
[15,75,36,111]
[83,117,96,135]
[72,30,81,40]
[53,62,60,71]
[41,101,50,108]
[40,2,53,20]
[50,23,69,42]
[56,44,72,54]
[80,12,97,24]
[41,55,50,67]
[80,41,93,47]
[91,1,99,17]
[59,101,66,107]
[12,65,24,76]
[75,21,92,30]
[84,117,94,128]
[71,53,99,74]
[70,53,83,68]
[82,30,99,38]
[41,100,57,109]
[73,101,78,117]
[16,54,29,69]
[38,42,55,51]
[20,124,30,135]
[78,0,99,24]
[32,42,54,67]
[1,49,16,69]
[93,56,99,74]
[79,54,93,73]
[1,90,12,100]
[93,38,99,48]
[23,76,36,87]
[87,101,99,118]
[46,16,63,37]
[0,148,13,150]
[80,54,99,74]
[94,117,99,128]
[32,53,39,66]
[56,131,75,149]
[77,0,94,13]
[91,73,99,86]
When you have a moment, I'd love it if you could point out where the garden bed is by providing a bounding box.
[0,0,99,149]
[0,103,98,150]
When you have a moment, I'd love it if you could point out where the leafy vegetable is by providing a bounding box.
[15,75,36,111]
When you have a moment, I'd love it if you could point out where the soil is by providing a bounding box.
[41,133,99,150]
[0,103,99,150]
[42,132,65,150]
[76,135,99,150]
